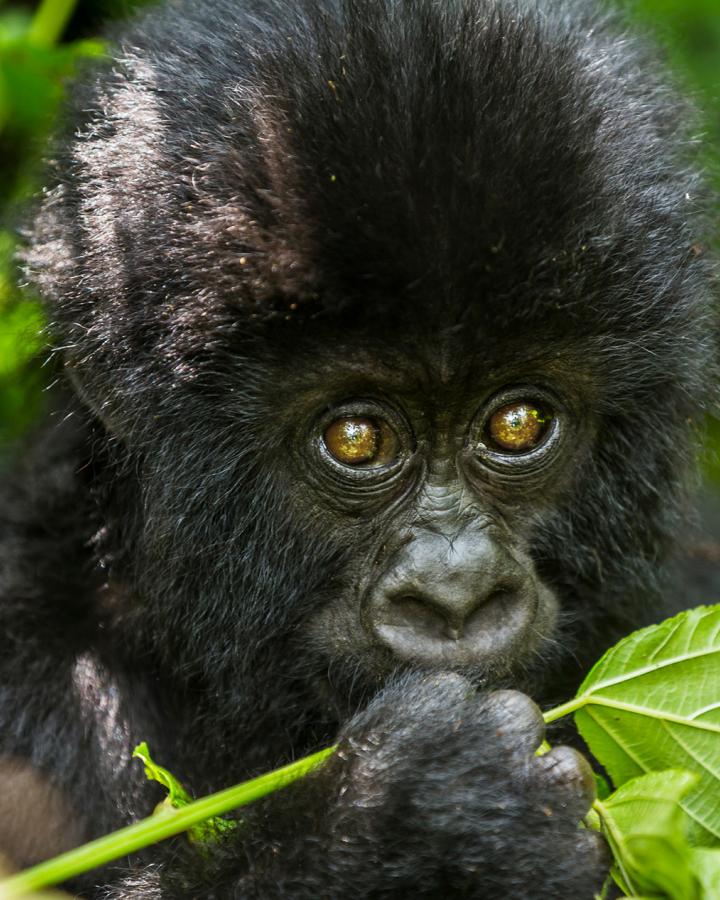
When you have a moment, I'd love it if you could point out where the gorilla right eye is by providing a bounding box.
[323,416,400,468]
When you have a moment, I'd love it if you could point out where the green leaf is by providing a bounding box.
[0,40,104,136]
[0,303,44,378]
[0,9,33,44]
[594,770,701,899]
[595,771,612,800]
[132,741,193,810]
[690,848,720,895]
[550,605,720,845]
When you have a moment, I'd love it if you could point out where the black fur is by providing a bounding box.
[1,0,717,896]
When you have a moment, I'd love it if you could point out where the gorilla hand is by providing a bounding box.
[317,674,608,899]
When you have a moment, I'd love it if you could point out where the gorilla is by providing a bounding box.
[0,0,717,896]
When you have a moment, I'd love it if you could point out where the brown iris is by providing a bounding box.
[486,402,550,453]
[323,416,398,467]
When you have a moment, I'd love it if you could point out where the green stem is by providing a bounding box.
[592,799,634,897]
[27,0,78,47]
[542,696,586,724]
[0,746,336,898]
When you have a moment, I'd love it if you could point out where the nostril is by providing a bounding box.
[386,593,449,638]
[486,586,514,606]
[463,584,519,630]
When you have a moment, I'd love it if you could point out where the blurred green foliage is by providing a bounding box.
[0,0,105,443]
[0,0,718,449]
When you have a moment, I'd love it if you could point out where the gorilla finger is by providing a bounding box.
[574,827,612,873]
[482,690,545,751]
[535,745,598,820]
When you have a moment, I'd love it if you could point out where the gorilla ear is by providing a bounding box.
[63,360,124,434]
[23,191,133,436]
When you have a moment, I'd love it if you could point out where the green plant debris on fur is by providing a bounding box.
[133,742,239,845]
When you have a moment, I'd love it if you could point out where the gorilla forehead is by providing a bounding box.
[54,0,693,314]
[29,0,710,424]
[259,312,594,413]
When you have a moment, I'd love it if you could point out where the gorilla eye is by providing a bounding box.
[323,417,399,467]
[485,402,551,453]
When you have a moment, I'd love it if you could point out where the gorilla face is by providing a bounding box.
[101,293,632,718]
[275,316,589,684]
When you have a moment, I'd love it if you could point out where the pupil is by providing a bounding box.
[325,417,379,464]
[487,402,548,452]
[346,422,368,443]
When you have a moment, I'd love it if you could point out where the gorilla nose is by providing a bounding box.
[367,530,538,665]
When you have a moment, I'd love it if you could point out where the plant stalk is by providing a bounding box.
[542,696,586,724]
[0,746,336,898]
[27,0,78,47]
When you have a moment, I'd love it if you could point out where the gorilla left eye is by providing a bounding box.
[323,416,399,467]
[485,402,552,453]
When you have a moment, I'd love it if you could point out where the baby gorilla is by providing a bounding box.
[0,0,716,897]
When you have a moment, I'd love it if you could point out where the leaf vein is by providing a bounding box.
[583,706,648,775]
[586,697,720,734]
[580,645,720,696]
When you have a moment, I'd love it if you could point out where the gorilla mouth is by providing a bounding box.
[304,579,561,705]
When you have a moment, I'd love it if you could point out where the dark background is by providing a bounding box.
[0,0,719,471]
